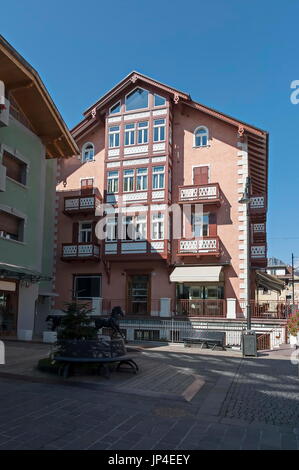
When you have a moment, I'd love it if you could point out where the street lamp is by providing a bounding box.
[238,176,252,332]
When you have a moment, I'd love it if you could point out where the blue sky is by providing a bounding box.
[2,0,299,265]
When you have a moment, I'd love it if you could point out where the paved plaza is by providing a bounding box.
[0,341,298,450]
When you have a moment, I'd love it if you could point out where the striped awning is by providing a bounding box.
[170,266,222,283]
[256,271,285,293]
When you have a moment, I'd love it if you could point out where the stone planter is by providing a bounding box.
[43,331,57,344]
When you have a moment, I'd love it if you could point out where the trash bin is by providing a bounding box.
[242,331,257,357]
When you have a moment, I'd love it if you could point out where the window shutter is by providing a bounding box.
[72,222,79,242]
[209,213,217,236]
[193,166,209,185]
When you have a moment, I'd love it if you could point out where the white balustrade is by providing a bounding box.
[63,245,77,256]
[179,238,218,253]
[179,184,218,201]
[253,223,265,232]
[250,196,265,209]
[64,198,79,210]
[251,245,266,258]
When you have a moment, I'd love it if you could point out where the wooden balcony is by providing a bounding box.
[61,243,100,262]
[250,195,266,221]
[63,194,101,216]
[251,244,267,267]
[178,183,221,205]
[104,239,169,260]
[177,236,221,257]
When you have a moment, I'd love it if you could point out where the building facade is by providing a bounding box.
[53,72,279,346]
[0,36,77,340]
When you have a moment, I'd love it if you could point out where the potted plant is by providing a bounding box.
[287,311,299,346]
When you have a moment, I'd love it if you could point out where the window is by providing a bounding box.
[74,275,101,299]
[2,150,27,185]
[106,217,117,241]
[107,171,119,193]
[81,178,93,195]
[136,167,148,191]
[0,210,24,242]
[194,126,209,147]
[109,101,121,114]
[135,215,147,240]
[81,143,94,162]
[153,119,166,142]
[152,213,164,240]
[108,126,120,148]
[123,216,133,240]
[154,94,166,107]
[137,121,149,144]
[191,212,209,237]
[123,169,134,192]
[122,215,146,240]
[152,166,165,189]
[124,123,135,146]
[79,222,92,243]
[125,88,149,111]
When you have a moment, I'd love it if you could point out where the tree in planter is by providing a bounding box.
[58,301,97,340]
[287,311,299,337]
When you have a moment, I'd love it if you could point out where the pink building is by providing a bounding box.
[53,72,280,345]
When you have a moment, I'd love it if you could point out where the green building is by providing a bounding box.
[0,36,77,340]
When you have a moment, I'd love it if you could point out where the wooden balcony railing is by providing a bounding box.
[104,240,169,259]
[61,243,100,261]
[249,301,292,320]
[177,236,220,256]
[178,183,221,205]
[63,194,101,215]
[175,299,226,318]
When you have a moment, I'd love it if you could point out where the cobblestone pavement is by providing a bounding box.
[0,342,298,450]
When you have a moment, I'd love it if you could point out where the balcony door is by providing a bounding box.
[193,166,209,185]
[127,274,150,315]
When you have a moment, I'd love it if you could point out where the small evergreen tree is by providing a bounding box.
[58,301,97,340]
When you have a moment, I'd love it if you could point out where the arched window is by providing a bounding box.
[81,142,94,162]
[194,126,209,147]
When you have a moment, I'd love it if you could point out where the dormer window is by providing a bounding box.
[194,126,209,147]
[125,88,149,111]
[110,101,121,114]
[81,142,94,162]
[154,94,166,107]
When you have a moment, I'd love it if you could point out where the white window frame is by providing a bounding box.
[191,164,210,184]
[109,101,121,115]
[106,216,117,241]
[137,121,149,144]
[153,119,166,142]
[135,215,147,240]
[151,213,164,240]
[152,166,165,190]
[154,94,166,107]
[193,126,209,148]
[81,142,95,163]
[125,87,149,112]
[78,221,93,243]
[124,123,136,146]
[191,212,209,238]
[136,167,148,191]
[107,170,119,193]
[123,169,135,192]
[108,126,120,148]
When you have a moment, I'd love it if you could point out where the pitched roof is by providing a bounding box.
[0,35,78,158]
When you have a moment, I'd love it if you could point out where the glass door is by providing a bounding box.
[127,275,150,315]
